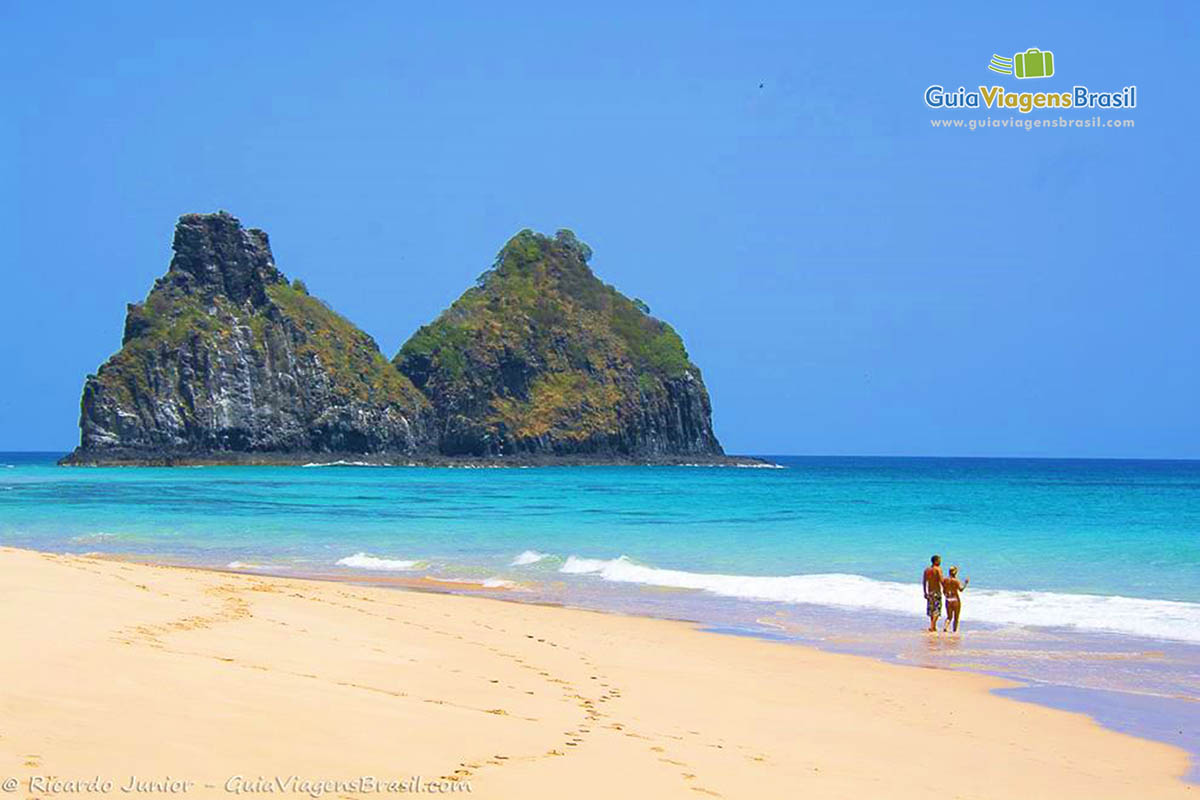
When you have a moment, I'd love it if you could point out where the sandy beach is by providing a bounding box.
[0,547,1190,799]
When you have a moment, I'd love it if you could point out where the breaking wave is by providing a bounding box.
[302,461,386,468]
[558,555,1200,643]
[335,552,420,571]
[71,532,119,542]
[511,550,551,566]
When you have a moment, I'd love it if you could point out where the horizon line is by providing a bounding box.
[2,450,1198,464]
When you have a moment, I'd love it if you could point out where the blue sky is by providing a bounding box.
[2,1,1196,457]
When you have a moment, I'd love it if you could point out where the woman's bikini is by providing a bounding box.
[943,574,964,607]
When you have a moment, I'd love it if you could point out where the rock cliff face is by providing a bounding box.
[394,229,723,457]
[64,212,432,463]
[65,217,730,465]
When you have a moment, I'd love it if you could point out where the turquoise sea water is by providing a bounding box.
[3,453,1198,772]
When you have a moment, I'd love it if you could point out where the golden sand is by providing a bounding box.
[0,548,1190,798]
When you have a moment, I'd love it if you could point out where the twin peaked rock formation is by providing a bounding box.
[64,212,725,465]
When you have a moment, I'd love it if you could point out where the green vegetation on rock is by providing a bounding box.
[267,283,427,407]
[74,212,430,458]
[67,214,722,463]
[395,229,720,457]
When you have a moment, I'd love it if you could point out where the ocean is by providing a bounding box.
[3,453,1197,773]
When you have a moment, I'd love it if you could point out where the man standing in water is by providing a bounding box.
[922,555,943,632]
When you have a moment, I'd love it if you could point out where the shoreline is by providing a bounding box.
[2,545,1193,798]
[193,554,1200,783]
[56,451,775,468]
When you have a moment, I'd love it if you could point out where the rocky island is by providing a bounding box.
[61,213,432,465]
[395,229,721,458]
[63,213,756,466]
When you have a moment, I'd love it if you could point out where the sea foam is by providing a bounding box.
[511,550,550,566]
[437,576,519,589]
[302,461,384,468]
[558,555,1200,643]
[335,552,419,571]
[71,532,118,542]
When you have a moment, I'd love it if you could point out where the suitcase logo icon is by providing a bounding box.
[988,48,1055,79]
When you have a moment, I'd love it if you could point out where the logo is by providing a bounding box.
[924,47,1136,115]
[989,48,1055,79]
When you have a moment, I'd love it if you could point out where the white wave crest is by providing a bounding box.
[335,552,419,571]
[675,462,785,469]
[558,555,1200,643]
[511,550,551,566]
[71,532,118,542]
[434,576,520,589]
[560,555,617,574]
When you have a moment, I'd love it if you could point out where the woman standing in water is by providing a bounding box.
[941,566,969,632]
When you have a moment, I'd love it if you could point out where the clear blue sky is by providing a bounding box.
[2,1,1196,457]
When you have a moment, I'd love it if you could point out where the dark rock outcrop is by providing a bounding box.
[63,217,736,466]
[63,212,432,464]
[394,229,723,458]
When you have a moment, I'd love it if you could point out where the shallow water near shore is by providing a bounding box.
[3,451,1198,776]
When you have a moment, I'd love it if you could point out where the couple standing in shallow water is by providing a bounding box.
[922,554,969,633]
